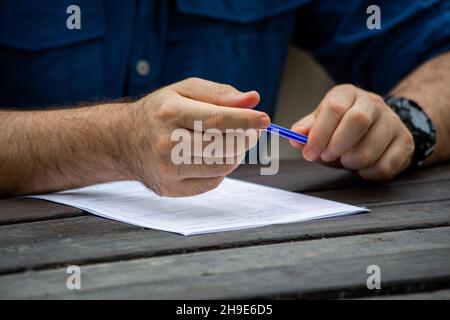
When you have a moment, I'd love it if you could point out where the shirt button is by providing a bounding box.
[136,60,150,76]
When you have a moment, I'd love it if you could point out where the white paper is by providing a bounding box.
[29,178,369,236]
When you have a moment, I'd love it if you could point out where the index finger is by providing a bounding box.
[175,96,270,131]
[172,78,260,109]
[304,86,356,161]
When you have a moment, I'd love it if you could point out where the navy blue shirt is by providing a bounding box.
[1,0,449,116]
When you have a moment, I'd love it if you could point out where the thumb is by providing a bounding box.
[289,113,315,149]
[173,77,260,109]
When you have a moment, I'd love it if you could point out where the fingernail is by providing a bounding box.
[289,139,303,149]
[259,116,270,129]
[241,90,258,99]
[321,150,335,162]
[304,146,319,161]
[294,126,307,134]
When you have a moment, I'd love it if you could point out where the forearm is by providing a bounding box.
[0,103,132,197]
[390,51,450,165]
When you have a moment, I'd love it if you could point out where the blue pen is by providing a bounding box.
[265,123,308,145]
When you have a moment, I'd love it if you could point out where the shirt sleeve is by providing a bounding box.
[293,0,450,95]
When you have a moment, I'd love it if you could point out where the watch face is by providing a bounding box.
[410,107,431,133]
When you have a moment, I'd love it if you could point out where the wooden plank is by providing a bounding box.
[1,227,449,299]
[309,179,450,207]
[2,160,449,225]
[0,198,83,225]
[233,160,361,191]
[234,160,450,192]
[1,199,450,275]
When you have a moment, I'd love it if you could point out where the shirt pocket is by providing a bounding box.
[0,0,105,109]
[171,0,310,41]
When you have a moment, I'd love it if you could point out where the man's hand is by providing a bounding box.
[290,85,414,181]
[0,78,270,198]
[123,78,269,196]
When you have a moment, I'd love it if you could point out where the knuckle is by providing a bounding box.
[154,88,175,103]
[215,83,234,96]
[336,83,357,94]
[184,77,201,85]
[371,94,385,106]
[208,112,226,129]
[339,153,353,169]
[356,150,374,168]
[156,137,176,155]
[376,164,394,181]
[155,104,177,121]
[351,110,371,128]
[325,147,339,160]
[343,149,374,169]
[327,102,348,117]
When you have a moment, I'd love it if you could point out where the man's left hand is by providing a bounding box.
[290,85,415,181]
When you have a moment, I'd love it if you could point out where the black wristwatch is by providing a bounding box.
[384,96,436,168]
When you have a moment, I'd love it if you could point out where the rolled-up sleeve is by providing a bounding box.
[293,0,450,95]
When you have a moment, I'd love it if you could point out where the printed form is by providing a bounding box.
[30,178,369,236]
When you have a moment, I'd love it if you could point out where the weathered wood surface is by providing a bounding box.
[0,198,83,225]
[1,200,449,275]
[236,160,450,191]
[0,159,449,299]
[0,227,449,299]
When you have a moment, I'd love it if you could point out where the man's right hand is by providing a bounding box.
[0,78,269,198]
[119,78,270,197]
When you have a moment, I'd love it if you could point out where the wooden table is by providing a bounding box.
[0,160,449,299]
